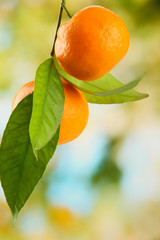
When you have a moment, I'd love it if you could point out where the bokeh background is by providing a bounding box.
[0,0,160,239]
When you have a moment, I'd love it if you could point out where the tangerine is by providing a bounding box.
[12,81,35,111]
[55,6,130,81]
[12,80,89,145]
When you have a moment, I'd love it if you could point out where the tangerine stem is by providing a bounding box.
[51,0,65,57]
[62,3,72,18]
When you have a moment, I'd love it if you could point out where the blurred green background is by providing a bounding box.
[0,0,160,239]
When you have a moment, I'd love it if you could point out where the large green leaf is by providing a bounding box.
[0,94,59,218]
[29,58,64,153]
[54,58,148,104]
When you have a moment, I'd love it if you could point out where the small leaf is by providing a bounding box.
[54,57,148,104]
[0,94,59,218]
[29,58,64,152]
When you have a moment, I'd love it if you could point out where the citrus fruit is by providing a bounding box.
[59,79,89,144]
[12,81,35,111]
[12,80,89,145]
[55,5,130,81]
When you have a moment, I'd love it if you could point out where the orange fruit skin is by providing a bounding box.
[55,6,130,81]
[12,80,89,145]
[12,81,35,111]
[59,79,89,144]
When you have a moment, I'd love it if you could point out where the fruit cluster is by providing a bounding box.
[12,6,130,145]
[0,5,148,219]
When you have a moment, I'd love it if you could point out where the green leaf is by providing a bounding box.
[54,57,148,104]
[0,94,59,218]
[29,58,64,153]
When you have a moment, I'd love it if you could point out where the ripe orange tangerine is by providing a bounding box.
[12,81,35,111]
[12,80,89,145]
[55,5,130,81]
